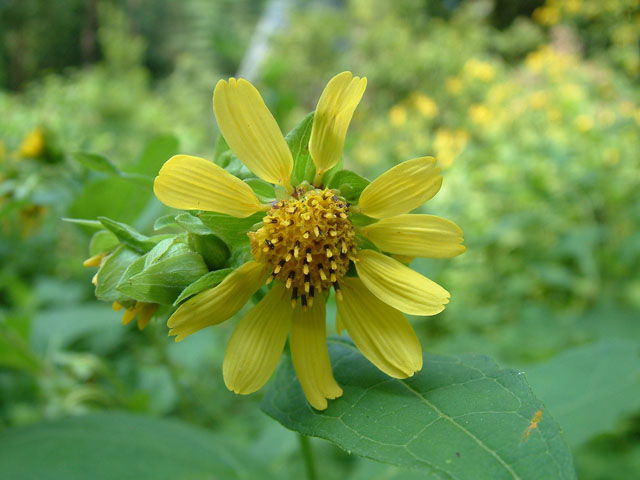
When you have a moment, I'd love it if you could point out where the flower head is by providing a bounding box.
[153,72,465,410]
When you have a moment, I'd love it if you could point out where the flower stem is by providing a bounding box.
[298,433,318,480]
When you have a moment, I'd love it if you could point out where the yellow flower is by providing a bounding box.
[434,128,469,168]
[574,114,594,132]
[445,76,463,95]
[410,93,439,119]
[469,104,493,126]
[153,72,464,410]
[18,127,45,159]
[389,105,407,127]
[462,59,496,82]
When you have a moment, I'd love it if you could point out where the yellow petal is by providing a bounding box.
[122,302,143,326]
[338,277,422,378]
[168,261,266,341]
[355,249,449,315]
[223,284,292,394]
[137,303,158,330]
[358,157,442,218]
[213,78,293,188]
[154,155,263,217]
[309,72,367,177]
[290,299,342,410]
[361,214,465,258]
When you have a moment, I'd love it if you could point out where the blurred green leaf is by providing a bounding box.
[174,268,233,305]
[0,322,40,372]
[326,170,370,202]
[131,134,179,177]
[98,216,156,253]
[0,412,273,480]
[286,111,315,185]
[525,340,640,448]
[198,212,263,247]
[213,134,230,165]
[117,238,208,305]
[89,230,119,256]
[73,152,120,176]
[263,339,576,480]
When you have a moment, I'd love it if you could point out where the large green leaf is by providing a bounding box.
[73,151,120,176]
[524,339,640,448]
[0,412,272,480]
[263,339,576,480]
[198,212,264,247]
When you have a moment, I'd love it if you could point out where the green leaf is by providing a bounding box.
[95,245,141,303]
[89,230,119,256]
[72,151,120,176]
[286,111,315,185]
[198,212,264,247]
[117,238,209,305]
[263,339,576,480]
[98,216,156,253]
[174,268,233,305]
[326,169,370,202]
[0,412,273,480]
[524,339,640,448]
[175,212,215,235]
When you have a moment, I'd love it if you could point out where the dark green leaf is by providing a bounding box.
[98,216,156,253]
[326,169,370,202]
[189,233,230,270]
[286,111,315,185]
[263,339,576,480]
[0,412,273,480]
[198,212,264,247]
[213,134,230,165]
[174,268,234,305]
[72,151,120,175]
[95,245,141,303]
[525,340,640,447]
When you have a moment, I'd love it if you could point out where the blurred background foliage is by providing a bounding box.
[1,0,639,478]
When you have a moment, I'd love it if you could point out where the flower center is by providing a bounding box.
[249,187,358,309]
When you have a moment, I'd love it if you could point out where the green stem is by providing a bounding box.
[298,433,318,480]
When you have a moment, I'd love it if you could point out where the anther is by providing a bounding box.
[323,212,333,219]
[330,272,337,282]
[341,241,347,254]
[306,249,312,263]
[325,246,333,258]
[303,231,310,239]
[266,274,275,284]
[274,259,286,274]
[285,251,293,262]
[331,260,337,270]
[286,271,295,288]
[333,281,342,300]
[329,230,337,237]
[294,241,300,258]
[339,212,348,219]
[301,295,308,311]
[265,239,274,250]
[318,266,327,281]
[313,226,320,237]
[291,287,298,308]
[303,264,309,275]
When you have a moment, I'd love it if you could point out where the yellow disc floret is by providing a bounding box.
[249,187,358,309]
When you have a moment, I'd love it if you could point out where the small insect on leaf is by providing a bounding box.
[522,409,543,442]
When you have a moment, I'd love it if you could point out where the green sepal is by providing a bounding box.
[173,268,234,306]
[153,214,178,231]
[188,233,230,270]
[198,212,264,247]
[355,234,379,252]
[98,216,157,253]
[286,111,315,186]
[95,244,142,303]
[116,237,209,305]
[326,169,370,202]
[245,178,276,203]
[89,230,119,256]
[175,212,214,236]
